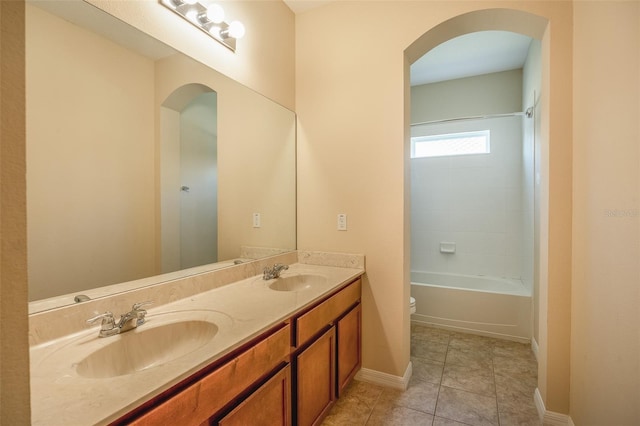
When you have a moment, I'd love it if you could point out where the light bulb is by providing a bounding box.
[206,4,225,24]
[185,9,199,22]
[227,21,245,39]
[209,25,221,37]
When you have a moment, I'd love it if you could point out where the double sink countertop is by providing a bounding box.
[30,263,364,425]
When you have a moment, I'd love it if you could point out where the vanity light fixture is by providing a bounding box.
[160,0,245,51]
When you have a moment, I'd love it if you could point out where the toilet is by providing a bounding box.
[409,296,416,315]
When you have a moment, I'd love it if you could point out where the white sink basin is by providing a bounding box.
[76,320,218,378]
[268,274,327,292]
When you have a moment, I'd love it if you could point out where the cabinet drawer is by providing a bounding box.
[129,324,291,426]
[217,365,291,426]
[296,279,360,347]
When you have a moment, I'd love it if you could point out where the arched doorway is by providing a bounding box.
[160,83,218,272]
[403,7,565,418]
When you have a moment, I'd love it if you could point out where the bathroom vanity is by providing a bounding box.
[29,253,364,426]
[124,278,360,426]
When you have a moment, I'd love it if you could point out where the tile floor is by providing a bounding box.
[322,324,541,426]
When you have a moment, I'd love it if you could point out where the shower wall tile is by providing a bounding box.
[504,256,523,279]
[503,166,522,189]
[448,189,505,212]
[453,232,506,256]
[505,188,522,211]
[449,253,506,277]
[475,254,507,277]
[449,152,489,168]
[413,161,450,183]
[411,116,525,279]
[448,167,486,187]
[505,235,522,259]
[411,250,431,272]
[449,210,506,234]
[424,210,451,232]
[422,187,452,209]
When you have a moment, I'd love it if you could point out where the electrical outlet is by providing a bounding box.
[253,212,261,228]
[337,213,347,231]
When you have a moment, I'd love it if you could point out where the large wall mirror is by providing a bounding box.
[26,0,296,312]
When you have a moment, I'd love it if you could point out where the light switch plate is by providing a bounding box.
[337,213,347,231]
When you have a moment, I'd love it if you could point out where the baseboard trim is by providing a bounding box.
[531,336,539,361]
[354,361,412,390]
[534,388,574,426]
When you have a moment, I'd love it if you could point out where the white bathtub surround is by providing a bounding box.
[29,258,364,425]
[411,271,532,342]
[411,115,526,281]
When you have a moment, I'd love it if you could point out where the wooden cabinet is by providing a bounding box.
[337,303,361,396]
[217,365,291,426]
[295,327,336,426]
[293,279,362,426]
[119,277,362,426]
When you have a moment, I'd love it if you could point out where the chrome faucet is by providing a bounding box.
[263,263,289,280]
[87,301,153,338]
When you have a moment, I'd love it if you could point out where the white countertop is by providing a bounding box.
[29,263,364,425]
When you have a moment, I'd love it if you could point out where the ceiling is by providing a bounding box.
[282,2,533,87]
[282,0,335,14]
[411,31,533,86]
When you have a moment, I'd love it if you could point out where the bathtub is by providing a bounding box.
[411,271,532,342]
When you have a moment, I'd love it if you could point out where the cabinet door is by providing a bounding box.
[218,365,291,426]
[296,327,336,426]
[337,303,361,396]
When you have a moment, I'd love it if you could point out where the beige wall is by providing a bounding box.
[0,1,30,423]
[86,0,295,110]
[411,69,524,123]
[571,1,640,424]
[296,0,573,413]
[26,4,157,300]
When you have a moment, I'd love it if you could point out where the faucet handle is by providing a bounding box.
[87,312,116,330]
[131,301,152,327]
[87,312,120,337]
[132,301,153,311]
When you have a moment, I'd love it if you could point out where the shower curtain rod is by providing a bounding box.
[411,108,533,127]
